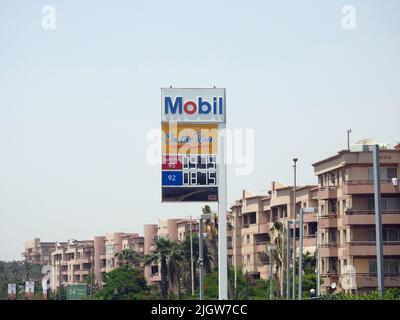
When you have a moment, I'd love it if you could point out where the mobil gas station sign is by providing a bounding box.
[161,88,226,202]
[161,88,226,123]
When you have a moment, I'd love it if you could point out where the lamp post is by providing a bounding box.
[286,220,291,300]
[316,208,320,297]
[298,207,318,300]
[189,215,195,297]
[372,144,385,296]
[292,158,298,300]
[199,213,212,300]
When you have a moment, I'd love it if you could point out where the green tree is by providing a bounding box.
[115,249,141,268]
[96,265,148,300]
[144,237,173,299]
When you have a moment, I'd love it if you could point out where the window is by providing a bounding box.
[369,259,377,274]
[249,213,256,224]
[246,235,250,244]
[151,265,159,276]
[387,168,397,180]
[368,167,398,181]
[369,259,400,274]
[106,244,114,254]
[368,197,400,211]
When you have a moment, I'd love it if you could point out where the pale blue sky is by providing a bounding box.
[0,1,399,260]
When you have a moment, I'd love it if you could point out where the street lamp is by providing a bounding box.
[199,213,212,300]
[298,207,318,300]
[292,158,298,300]
[186,215,195,297]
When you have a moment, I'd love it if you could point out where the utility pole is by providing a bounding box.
[189,216,195,297]
[292,158,298,300]
[286,220,291,300]
[372,144,385,296]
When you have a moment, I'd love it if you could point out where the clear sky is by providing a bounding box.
[0,1,399,260]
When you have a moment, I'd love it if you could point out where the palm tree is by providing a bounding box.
[265,220,285,297]
[144,237,172,299]
[115,249,141,268]
[167,241,185,299]
[202,205,234,268]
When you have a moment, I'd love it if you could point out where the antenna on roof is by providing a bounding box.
[347,129,352,151]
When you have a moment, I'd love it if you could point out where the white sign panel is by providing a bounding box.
[161,88,226,123]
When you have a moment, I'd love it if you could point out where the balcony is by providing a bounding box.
[343,210,400,225]
[320,273,340,288]
[339,273,400,288]
[317,186,338,199]
[303,235,317,248]
[343,241,400,256]
[342,180,400,195]
[320,243,338,257]
[303,213,317,223]
[319,214,338,228]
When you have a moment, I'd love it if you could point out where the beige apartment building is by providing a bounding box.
[228,183,318,280]
[144,218,198,285]
[313,144,400,294]
[50,240,94,291]
[22,238,56,265]
[94,232,144,288]
[29,232,145,292]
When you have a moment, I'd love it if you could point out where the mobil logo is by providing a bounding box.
[161,88,226,123]
[164,96,224,116]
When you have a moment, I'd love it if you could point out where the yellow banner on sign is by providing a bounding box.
[162,123,218,155]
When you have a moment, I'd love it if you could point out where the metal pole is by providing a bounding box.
[58,256,61,300]
[298,209,303,300]
[199,217,204,300]
[269,247,273,299]
[316,217,320,297]
[347,129,352,151]
[292,158,297,300]
[286,220,291,300]
[91,245,94,299]
[189,216,195,297]
[233,211,237,297]
[218,120,228,300]
[372,144,385,296]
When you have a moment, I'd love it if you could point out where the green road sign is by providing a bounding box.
[67,284,87,300]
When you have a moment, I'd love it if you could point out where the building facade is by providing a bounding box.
[313,145,400,293]
[50,240,94,291]
[228,183,318,281]
[143,218,198,285]
[22,238,56,265]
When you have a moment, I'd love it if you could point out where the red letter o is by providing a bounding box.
[184,101,197,114]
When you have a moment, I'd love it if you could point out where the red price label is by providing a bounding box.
[162,155,182,170]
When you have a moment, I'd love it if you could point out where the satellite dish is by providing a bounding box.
[331,282,337,290]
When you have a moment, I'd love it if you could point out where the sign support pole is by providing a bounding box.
[218,122,228,300]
